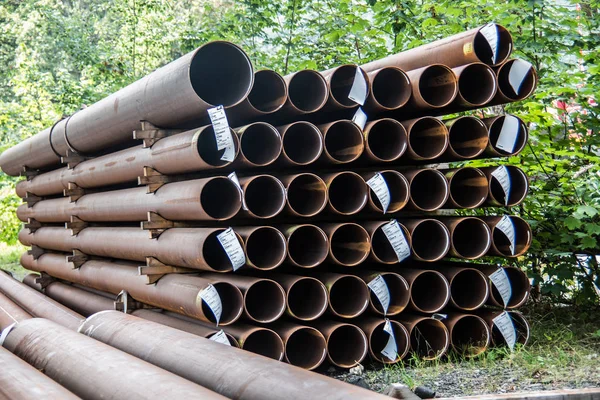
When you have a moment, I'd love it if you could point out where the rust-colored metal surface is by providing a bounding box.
[311,272,370,318]
[362,170,410,213]
[400,118,449,161]
[399,218,451,262]
[443,116,489,160]
[483,114,529,157]
[238,175,286,219]
[442,167,489,209]
[355,317,410,364]
[356,270,410,316]
[40,281,114,317]
[452,62,498,107]
[396,268,450,313]
[234,226,286,270]
[268,321,327,370]
[362,119,408,163]
[481,165,529,207]
[439,217,492,259]
[477,264,531,309]
[0,291,32,330]
[404,64,458,110]
[280,224,329,268]
[277,70,329,117]
[233,122,282,167]
[483,215,532,257]
[310,320,368,368]
[442,313,491,357]
[364,221,412,264]
[318,120,365,164]
[279,173,328,217]
[396,314,450,360]
[428,265,490,311]
[364,67,411,113]
[403,168,450,211]
[492,58,538,105]
[322,171,369,215]
[321,223,371,267]
[276,121,324,166]
[478,309,531,347]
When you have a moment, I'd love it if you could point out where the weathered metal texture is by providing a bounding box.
[22,273,43,291]
[443,116,489,160]
[477,265,531,309]
[442,167,488,209]
[4,318,224,399]
[17,176,242,223]
[320,223,371,267]
[267,322,328,370]
[428,265,490,311]
[80,311,386,399]
[318,120,365,164]
[356,270,410,316]
[481,166,529,207]
[238,175,286,219]
[322,171,369,215]
[0,270,83,330]
[0,346,80,400]
[483,215,532,257]
[492,58,538,104]
[361,119,408,163]
[234,226,286,270]
[320,65,371,111]
[21,253,243,325]
[478,309,530,347]
[398,219,451,262]
[280,224,329,268]
[279,173,328,217]
[0,127,62,176]
[362,170,410,213]
[439,217,492,259]
[20,226,243,272]
[360,24,513,72]
[232,122,282,167]
[15,127,239,198]
[364,67,412,113]
[40,281,114,317]
[276,70,329,118]
[452,62,498,107]
[400,118,449,161]
[483,114,528,157]
[310,320,368,368]
[396,314,450,360]
[402,168,450,211]
[0,41,254,176]
[396,268,450,313]
[364,221,412,264]
[276,121,324,166]
[442,313,491,357]
[0,291,32,330]
[403,64,458,110]
[311,272,370,318]
[355,317,410,364]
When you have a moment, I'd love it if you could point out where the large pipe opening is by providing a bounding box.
[491,216,532,257]
[457,63,497,106]
[201,282,243,325]
[418,65,458,107]
[365,119,408,162]
[448,168,488,209]
[285,327,327,370]
[245,227,286,270]
[280,122,323,165]
[323,121,364,163]
[411,220,450,261]
[490,267,530,308]
[239,123,282,166]
[451,316,490,357]
[451,218,491,259]
[371,67,411,110]
[327,324,368,368]
[371,223,411,263]
[287,71,328,112]
[287,225,328,268]
[489,166,528,206]
[329,65,369,107]
[190,42,254,107]
[369,273,410,315]
[244,176,286,218]
[244,280,286,323]
[410,271,450,313]
[410,319,449,360]
[474,24,513,66]
[327,172,368,215]
[247,70,287,113]
[286,174,327,217]
[497,59,537,101]
[287,278,328,320]
[241,328,285,361]
[447,117,488,159]
[329,276,369,318]
[451,269,489,310]
[200,177,242,220]
[196,127,240,167]
[369,320,409,363]
[487,115,528,156]
[368,170,409,213]
[203,230,240,271]
[329,223,370,266]
[407,118,448,160]
[409,169,449,211]
[492,311,530,346]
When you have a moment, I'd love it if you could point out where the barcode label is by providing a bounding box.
[352,107,367,130]
[480,23,499,63]
[366,173,391,213]
[489,267,512,307]
[493,311,517,350]
[228,172,248,210]
[217,227,246,271]
[198,284,223,325]
[368,275,390,315]
[208,105,235,161]
[491,166,512,206]
[348,66,368,106]
[381,319,397,361]
[382,220,411,262]
[496,115,520,153]
[209,330,231,346]
[508,60,532,95]
[496,215,516,255]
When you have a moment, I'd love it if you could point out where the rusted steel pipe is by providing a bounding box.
[443,313,491,357]
[40,281,115,317]
[478,265,531,309]
[483,215,532,257]
[356,317,410,364]
[22,272,43,290]
[321,223,371,267]
[21,253,243,325]
[358,270,410,316]
[483,114,528,157]
[404,168,450,211]
[238,175,286,219]
[234,226,286,270]
[79,311,385,399]
[281,224,329,268]
[452,62,497,107]
[321,65,371,110]
[215,322,285,359]
[432,266,490,311]
[280,173,328,217]
[400,117,449,160]
[442,167,488,209]
[396,315,450,360]
[0,346,79,399]
[17,177,242,223]
[440,217,492,259]
[268,322,327,370]
[479,310,530,347]
[364,221,412,264]
[312,272,370,318]
[362,119,408,163]
[481,166,529,207]
[404,64,458,110]
[233,122,282,167]
[311,321,368,368]
[278,70,329,117]
[0,270,83,330]
[318,120,365,164]
[0,291,32,330]
[399,219,450,262]
[322,171,369,215]
[493,59,538,104]
[364,67,412,113]
[363,170,410,213]
[276,121,324,166]
[397,269,450,313]
[443,116,489,160]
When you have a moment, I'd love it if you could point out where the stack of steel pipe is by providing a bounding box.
[2,23,534,383]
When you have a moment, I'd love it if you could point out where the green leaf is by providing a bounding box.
[580,236,598,249]
[564,217,582,230]
[575,205,598,218]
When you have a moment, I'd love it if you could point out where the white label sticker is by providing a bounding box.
[508,60,532,95]
[368,275,391,315]
[209,330,231,346]
[381,319,397,361]
[348,66,368,106]
[432,313,448,320]
[366,173,391,213]
[489,267,512,308]
[352,107,367,130]
[496,215,516,255]
[496,115,520,154]
[208,105,235,162]
[199,284,223,325]
[491,166,512,206]
[228,172,248,211]
[480,23,499,63]
[217,227,246,271]
[221,143,236,162]
[493,311,517,350]
[0,322,16,346]
[382,220,411,262]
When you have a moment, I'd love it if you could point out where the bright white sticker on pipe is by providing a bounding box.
[480,23,499,64]
[348,66,368,106]
[495,115,520,154]
[352,107,367,130]
[491,165,512,206]
[493,311,517,350]
[368,275,391,315]
[508,60,533,95]
[228,172,248,211]
[208,105,235,162]
[209,330,231,346]
[0,322,16,346]
[366,173,391,213]
[382,219,411,262]
[199,284,223,325]
[495,215,516,255]
[217,227,246,271]
[489,267,512,307]
[432,313,448,320]
[381,319,398,361]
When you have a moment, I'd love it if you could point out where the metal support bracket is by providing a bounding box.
[141,212,174,239]
[67,249,88,269]
[63,182,86,202]
[133,121,183,148]
[24,218,42,233]
[20,166,40,181]
[114,290,156,313]
[24,192,43,207]
[138,166,173,194]
[34,272,55,290]
[65,215,88,236]
[61,149,89,169]
[138,257,195,285]
[27,245,45,260]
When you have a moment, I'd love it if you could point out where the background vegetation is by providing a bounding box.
[0,0,599,304]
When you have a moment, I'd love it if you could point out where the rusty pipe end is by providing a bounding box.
[195,127,240,167]
[322,120,364,163]
[244,279,286,323]
[408,318,450,360]
[202,282,243,325]
[328,223,371,267]
[327,65,370,108]
[456,63,497,106]
[284,326,327,370]
[248,69,287,113]
[487,115,528,156]
[410,219,451,262]
[364,119,408,162]
[447,168,488,209]
[488,166,529,207]
[446,116,488,159]
[490,267,530,309]
[279,122,323,166]
[201,176,243,220]
[327,172,368,215]
[287,277,328,321]
[370,222,411,264]
[245,226,286,270]
[450,217,492,259]
[286,173,328,217]
[417,64,458,108]
[474,24,513,66]
[286,225,329,268]
[408,169,449,211]
[369,67,411,110]
[406,117,449,160]
[326,323,368,368]
[203,229,244,272]
[239,123,282,166]
[409,271,450,313]
[450,269,490,310]
[368,320,410,364]
[450,315,490,357]
[497,59,537,101]
[287,70,328,113]
[369,273,410,316]
[490,216,532,257]
[329,275,369,318]
[243,175,286,218]
[241,328,285,361]
[491,311,530,347]
[366,170,409,213]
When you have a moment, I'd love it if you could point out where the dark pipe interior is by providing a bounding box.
[245,280,286,323]
[327,325,367,368]
[451,269,489,310]
[203,230,238,271]
[411,220,450,261]
[240,123,282,166]
[490,268,530,308]
[452,218,491,259]
[190,42,254,106]
[288,71,328,112]
[410,170,448,211]
[492,311,530,346]
[370,321,408,363]
[497,60,536,100]
[451,316,489,356]
[287,174,327,217]
[286,328,327,369]
[488,116,528,155]
[246,227,286,270]
[242,329,285,360]
[330,224,370,266]
[410,319,448,359]
[329,276,369,317]
[281,122,323,165]
[197,127,239,166]
[369,171,409,212]
[324,121,364,163]
[369,273,410,315]
[287,278,328,320]
[458,64,496,105]
[418,65,457,107]
[329,66,369,107]
[408,118,448,160]
[287,225,328,267]
[248,70,287,112]
[410,271,449,313]
[201,282,242,325]
[474,25,513,65]
[366,120,408,162]
[371,224,410,263]
[449,168,488,209]
[201,178,241,219]
[207,331,239,348]
[492,217,531,256]
[372,68,411,109]
[244,176,286,218]
[489,166,528,206]
[328,173,368,214]
[447,117,488,158]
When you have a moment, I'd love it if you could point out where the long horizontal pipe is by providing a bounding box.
[322,171,369,215]
[452,62,497,107]
[233,122,282,167]
[481,165,529,207]
[311,272,370,318]
[321,223,371,267]
[440,217,492,259]
[310,320,368,368]
[429,265,490,311]
[267,322,327,370]
[318,120,365,164]
[483,114,528,157]
[278,70,329,116]
[477,265,530,309]
[364,67,412,113]
[234,226,286,270]
[478,310,530,347]
[238,175,286,219]
[362,170,410,213]
[483,215,532,257]
[364,221,412,264]
[355,317,410,363]
[403,64,458,110]
[442,167,488,209]
[396,268,450,313]
[0,291,32,330]
[443,313,491,357]
[493,58,538,104]
[403,168,450,211]
[276,121,324,166]
[280,173,328,217]
[320,65,371,111]
[400,117,449,160]
[396,314,450,360]
[362,119,408,163]
[443,116,489,160]
[399,219,450,262]
[357,270,410,316]
[281,224,329,268]
[36,280,115,317]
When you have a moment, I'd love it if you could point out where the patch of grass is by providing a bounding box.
[0,242,28,280]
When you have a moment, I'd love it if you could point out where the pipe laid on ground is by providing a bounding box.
[442,313,491,357]
[477,265,531,309]
[481,166,529,207]
[452,62,497,107]
[276,121,324,166]
[483,215,532,257]
[268,322,328,370]
[443,116,489,160]
[442,167,488,209]
[313,272,370,318]
[362,119,408,163]
[280,173,328,217]
[17,176,242,223]
[399,219,451,262]
[234,226,286,270]
[40,280,115,317]
[362,170,410,213]
[356,317,410,364]
[357,270,411,316]
[483,114,528,157]
[321,223,371,267]
[397,315,450,360]
[318,120,365,164]
[364,221,412,264]
[238,175,287,219]
[233,122,282,167]
[440,217,492,259]
[21,253,243,325]
[281,224,329,268]
[492,59,538,104]
[215,322,285,360]
[311,320,368,368]
[397,268,450,313]
[0,291,32,330]
[403,168,450,211]
[364,67,412,113]
[403,64,458,110]
[322,171,369,215]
